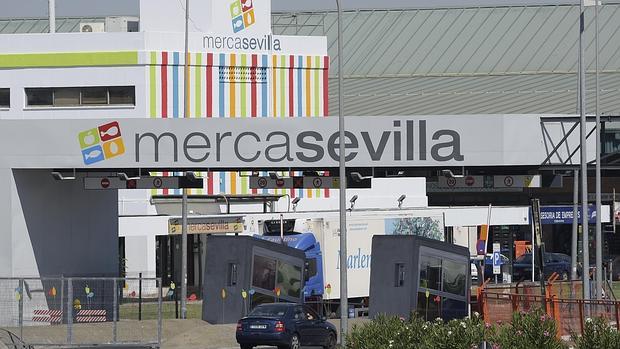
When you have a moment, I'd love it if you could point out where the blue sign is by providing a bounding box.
[540,205,597,225]
[492,252,501,265]
[492,252,501,274]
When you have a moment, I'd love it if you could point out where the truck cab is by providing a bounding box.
[253,219,325,301]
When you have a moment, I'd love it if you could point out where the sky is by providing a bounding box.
[0,0,607,18]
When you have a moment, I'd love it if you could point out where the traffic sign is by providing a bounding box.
[492,243,501,275]
[249,176,294,189]
[84,176,203,190]
[249,176,370,189]
[435,175,541,189]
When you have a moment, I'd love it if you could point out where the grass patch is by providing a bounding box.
[119,301,203,320]
[611,281,620,299]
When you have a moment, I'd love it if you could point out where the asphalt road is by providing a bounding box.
[3,318,365,349]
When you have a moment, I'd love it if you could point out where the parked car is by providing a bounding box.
[512,252,572,281]
[236,303,337,349]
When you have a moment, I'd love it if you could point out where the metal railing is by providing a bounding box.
[478,274,620,337]
[0,277,162,348]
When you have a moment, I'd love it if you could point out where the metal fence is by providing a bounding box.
[479,276,620,338]
[0,277,162,348]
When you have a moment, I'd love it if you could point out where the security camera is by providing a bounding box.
[397,195,406,209]
[349,195,358,211]
[350,195,358,204]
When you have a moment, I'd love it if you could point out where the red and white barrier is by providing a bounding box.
[76,316,106,323]
[32,309,63,323]
[76,310,106,316]
[75,309,107,323]
[33,309,63,317]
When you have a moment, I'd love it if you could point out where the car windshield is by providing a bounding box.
[515,254,532,264]
[248,304,289,317]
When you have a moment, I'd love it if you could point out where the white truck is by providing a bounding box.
[245,209,445,301]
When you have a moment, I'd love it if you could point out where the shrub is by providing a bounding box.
[425,315,486,349]
[346,313,485,349]
[346,314,428,349]
[571,317,620,349]
[485,308,566,349]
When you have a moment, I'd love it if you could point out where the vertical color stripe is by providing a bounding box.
[161,52,168,118]
[219,54,225,117]
[324,170,330,198]
[207,172,214,195]
[231,172,237,194]
[220,172,226,193]
[230,54,236,117]
[289,170,295,198]
[297,56,303,117]
[206,53,213,117]
[173,52,180,118]
[184,53,190,118]
[195,53,202,117]
[251,54,257,118]
[262,55,268,117]
[241,172,248,195]
[288,55,294,117]
[261,171,268,194]
[280,55,286,117]
[240,54,247,118]
[149,52,157,118]
[272,55,277,117]
[305,56,311,117]
[314,56,320,116]
[163,171,169,195]
[323,56,329,116]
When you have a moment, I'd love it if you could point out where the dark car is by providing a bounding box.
[236,303,337,349]
[512,252,572,281]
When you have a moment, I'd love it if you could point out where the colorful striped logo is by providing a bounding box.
[148,51,330,198]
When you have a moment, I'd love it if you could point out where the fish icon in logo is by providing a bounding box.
[78,121,125,165]
[230,0,255,33]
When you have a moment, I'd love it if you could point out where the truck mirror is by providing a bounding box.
[304,261,310,282]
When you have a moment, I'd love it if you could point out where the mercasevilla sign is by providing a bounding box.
[0,115,593,169]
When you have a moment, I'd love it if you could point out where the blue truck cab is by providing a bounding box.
[253,219,324,300]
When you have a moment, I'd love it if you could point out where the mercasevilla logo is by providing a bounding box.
[203,34,281,52]
[133,120,464,164]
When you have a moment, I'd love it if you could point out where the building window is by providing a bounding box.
[0,88,9,108]
[25,86,135,107]
[227,263,238,286]
[394,263,405,287]
[82,87,108,105]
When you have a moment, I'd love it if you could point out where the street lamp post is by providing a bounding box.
[578,0,590,301]
[336,0,348,345]
[181,0,190,319]
[594,0,603,301]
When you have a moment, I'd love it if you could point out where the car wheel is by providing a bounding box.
[324,332,336,349]
[288,333,301,349]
